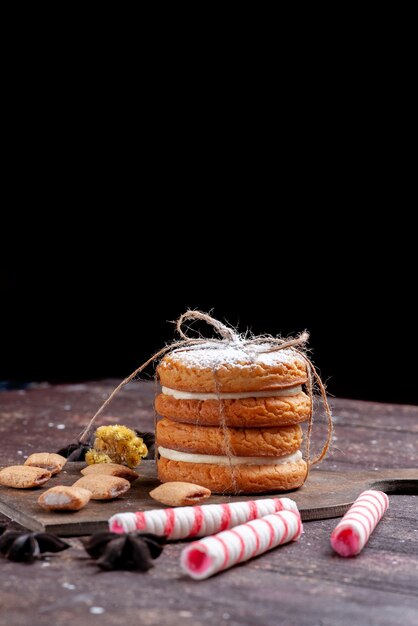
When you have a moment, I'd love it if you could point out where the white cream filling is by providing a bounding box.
[161,384,302,401]
[158,447,302,466]
[44,493,71,505]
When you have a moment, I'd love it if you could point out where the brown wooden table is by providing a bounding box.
[0,381,417,626]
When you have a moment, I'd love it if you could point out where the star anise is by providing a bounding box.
[56,441,92,462]
[0,531,70,563]
[135,431,155,459]
[81,532,165,571]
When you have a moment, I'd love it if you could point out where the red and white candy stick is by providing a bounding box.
[181,509,302,580]
[108,497,299,540]
[330,490,389,557]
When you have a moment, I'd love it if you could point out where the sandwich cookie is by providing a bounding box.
[156,343,310,494]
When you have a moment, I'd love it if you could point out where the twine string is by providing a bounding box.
[176,310,238,342]
[78,310,333,472]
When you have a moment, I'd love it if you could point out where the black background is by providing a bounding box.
[1,214,416,405]
[1,16,416,405]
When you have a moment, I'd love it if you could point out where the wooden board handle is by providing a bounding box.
[368,467,418,495]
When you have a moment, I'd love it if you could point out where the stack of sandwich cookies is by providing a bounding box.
[155,342,310,494]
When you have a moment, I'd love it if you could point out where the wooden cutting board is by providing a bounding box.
[0,461,416,536]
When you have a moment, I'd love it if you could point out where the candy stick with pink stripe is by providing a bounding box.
[330,489,389,557]
[181,509,302,580]
[108,497,299,540]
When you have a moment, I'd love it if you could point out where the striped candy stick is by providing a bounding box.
[108,497,299,540]
[181,509,302,580]
[330,489,389,557]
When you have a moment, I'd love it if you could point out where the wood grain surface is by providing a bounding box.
[0,380,417,626]
[0,462,417,535]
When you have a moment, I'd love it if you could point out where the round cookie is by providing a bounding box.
[158,456,307,494]
[156,418,303,457]
[155,391,311,428]
[156,341,310,494]
[158,343,307,393]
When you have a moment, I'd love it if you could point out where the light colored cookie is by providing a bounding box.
[156,418,302,457]
[0,465,52,489]
[149,481,211,506]
[80,463,139,482]
[72,474,130,500]
[155,391,311,427]
[158,457,307,494]
[158,344,307,393]
[24,452,67,475]
[38,486,92,511]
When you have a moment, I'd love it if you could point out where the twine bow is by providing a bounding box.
[79,311,333,476]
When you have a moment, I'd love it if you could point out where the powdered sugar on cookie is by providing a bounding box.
[161,342,304,370]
